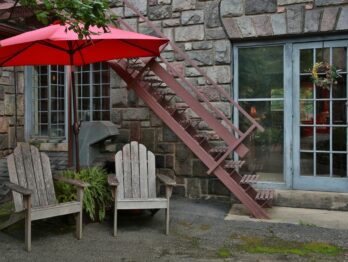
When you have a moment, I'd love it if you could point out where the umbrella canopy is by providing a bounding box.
[0,23,168,171]
[0,23,168,66]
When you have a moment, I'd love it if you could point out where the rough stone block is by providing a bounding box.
[186,178,201,198]
[157,142,175,153]
[163,126,178,142]
[320,7,339,31]
[149,5,172,20]
[138,21,162,37]
[205,1,221,28]
[214,40,231,64]
[0,134,8,149]
[197,86,221,101]
[162,18,180,27]
[110,7,123,17]
[336,6,348,30]
[124,0,147,17]
[166,62,185,77]
[0,101,4,115]
[316,0,348,6]
[111,108,122,124]
[245,0,277,15]
[0,117,8,133]
[186,50,214,66]
[304,9,322,32]
[0,70,14,86]
[174,25,204,42]
[221,18,242,39]
[278,0,312,4]
[220,0,244,17]
[252,15,273,36]
[17,72,24,94]
[192,41,213,50]
[271,13,287,35]
[287,5,304,34]
[205,27,227,40]
[236,16,257,37]
[150,112,162,126]
[192,159,208,177]
[4,94,14,115]
[211,102,232,118]
[181,10,204,25]
[205,65,232,84]
[122,108,149,120]
[111,88,128,107]
[172,0,195,11]
[165,155,174,168]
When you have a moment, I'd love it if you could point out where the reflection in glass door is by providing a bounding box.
[236,46,285,182]
[293,41,348,192]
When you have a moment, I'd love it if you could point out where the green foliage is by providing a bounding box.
[18,0,118,39]
[216,247,232,258]
[55,167,111,221]
[236,235,345,257]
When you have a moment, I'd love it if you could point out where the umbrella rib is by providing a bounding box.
[0,41,37,66]
[38,40,71,53]
[119,39,158,56]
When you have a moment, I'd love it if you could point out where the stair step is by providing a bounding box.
[194,133,219,140]
[255,189,274,201]
[224,160,245,169]
[240,174,259,184]
[166,105,189,115]
[209,146,228,154]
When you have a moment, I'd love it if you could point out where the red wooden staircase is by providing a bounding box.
[108,0,274,219]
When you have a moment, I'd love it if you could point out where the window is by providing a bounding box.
[236,46,285,182]
[299,46,347,177]
[31,62,110,139]
[32,65,65,138]
[76,62,110,121]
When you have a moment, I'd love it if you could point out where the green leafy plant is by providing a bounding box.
[16,0,118,39]
[55,167,111,221]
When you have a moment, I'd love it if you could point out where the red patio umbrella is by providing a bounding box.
[0,23,168,170]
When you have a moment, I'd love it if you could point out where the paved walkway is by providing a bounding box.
[0,197,348,261]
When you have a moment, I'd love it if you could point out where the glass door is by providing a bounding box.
[293,40,348,192]
[236,46,285,183]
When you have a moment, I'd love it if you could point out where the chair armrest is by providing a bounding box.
[4,182,32,196]
[53,176,89,188]
[156,174,176,186]
[107,174,119,187]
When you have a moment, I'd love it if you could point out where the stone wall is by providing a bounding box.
[220,0,348,40]
[0,67,25,201]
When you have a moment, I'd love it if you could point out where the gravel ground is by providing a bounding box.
[0,197,348,261]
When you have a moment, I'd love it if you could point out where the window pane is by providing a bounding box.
[316,101,330,125]
[300,101,314,124]
[238,46,284,99]
[300,127,313,150]
[300,152,313,176]
[316,127,329,151]
[317,153,330,176]
[300,49,313,73]
[333,127,346,151]
[239,101,284,182]
[333,73,346,98]
[332,47,347,72]
[316,48,330,63]
[332,101,346,124]
[333,153,346,177]
[300,75,313,99]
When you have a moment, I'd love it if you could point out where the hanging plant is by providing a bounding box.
[311,62,342,90]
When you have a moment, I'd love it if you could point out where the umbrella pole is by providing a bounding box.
[71,66,80,172]
[67,66,73,168]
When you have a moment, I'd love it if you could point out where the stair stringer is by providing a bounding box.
[108,60,270,219]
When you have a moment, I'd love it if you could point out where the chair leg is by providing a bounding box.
[24,196,32,252]
[113,203,117,237]
[76,188,84,240]
[165,207,169,235]
[76,211,82,240]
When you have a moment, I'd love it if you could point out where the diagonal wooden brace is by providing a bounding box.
[207,125,257,175]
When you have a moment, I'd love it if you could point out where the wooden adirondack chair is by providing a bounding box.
[108,141,176,236]
[0,143,88,251]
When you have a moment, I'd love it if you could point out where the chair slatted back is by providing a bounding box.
[115,141,156,200]
[7,144,56,212]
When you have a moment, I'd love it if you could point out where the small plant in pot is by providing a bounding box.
[55,167,112,222]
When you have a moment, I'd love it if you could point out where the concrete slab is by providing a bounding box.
[226,204,348,230]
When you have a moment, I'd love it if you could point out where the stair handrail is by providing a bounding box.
[118,0,264,132]
[117,17,244,137]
